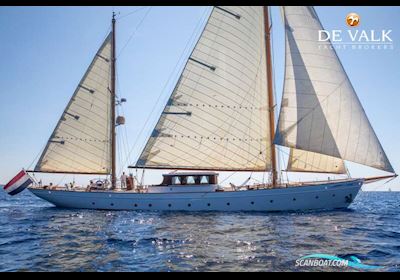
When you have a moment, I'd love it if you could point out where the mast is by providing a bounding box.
[264,6,278,186]
[111,12,117,189]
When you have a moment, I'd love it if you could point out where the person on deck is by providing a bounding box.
[86,180,95,192]
[126,174,135,191]
[120,172,127,190]
[127,174,132,191]
[130,174,136,191]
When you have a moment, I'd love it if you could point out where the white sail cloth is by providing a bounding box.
[136,6,273,171]
[287,148,346,174]
[35,34,113,174]
[275,6,394,173]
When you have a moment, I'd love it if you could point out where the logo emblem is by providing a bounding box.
[346,13,360,27]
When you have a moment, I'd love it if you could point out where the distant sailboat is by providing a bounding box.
[12,6,396,211]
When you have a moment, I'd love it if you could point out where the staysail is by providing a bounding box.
[135,6,273,171]
[34,34,113,174]
[287,148,346,174]
[275,6,394,173]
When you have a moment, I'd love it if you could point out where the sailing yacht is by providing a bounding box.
[22,6,396,211]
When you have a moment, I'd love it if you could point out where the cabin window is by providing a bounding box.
[200,176,209,184]
[187,176,196,184]
[209,175,217,184]
[172,176,181,185]
[163,174,218,186]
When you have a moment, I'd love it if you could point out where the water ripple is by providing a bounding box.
[0,191,399,271]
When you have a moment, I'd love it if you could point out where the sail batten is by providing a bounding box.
[135,6,272,171]
[35,34,113,174]
[275,6,394,173]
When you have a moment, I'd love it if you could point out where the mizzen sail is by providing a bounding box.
[34,34,113,174]
[135,6,273,171]
[275,6,394,173]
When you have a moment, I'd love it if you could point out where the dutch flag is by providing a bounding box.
[3,170,33,196]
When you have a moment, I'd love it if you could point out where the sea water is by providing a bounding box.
[0,189,399,272]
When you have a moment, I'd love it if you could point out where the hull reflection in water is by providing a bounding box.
[29,179,363,212]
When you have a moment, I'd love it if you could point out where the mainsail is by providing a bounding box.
[34,34,113,174]
[287,148,346,174]
[275,6,394,173]
[135,6,273,171]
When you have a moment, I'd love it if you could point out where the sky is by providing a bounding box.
[0,6,399,191]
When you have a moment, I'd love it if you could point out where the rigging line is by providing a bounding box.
[56,174,67,187]
[115,68,130,176]
[26,143,46,171]
[205,20,262,57]
[281,78,347,138]
[220,172,237,185]
[219,152,267,185]
[369,177,395,191]
[117,7,152,59]
[215,51,266,136]
[118,104,130,174]
[117,6,149,20]
[116,102,127,177]
[346,164,352,178]
[116,111,128,177]
[140,7,214,143]
[173,15,268,149]
[383,176,397,185]
[117,126,124,178]
[122,7,211,169]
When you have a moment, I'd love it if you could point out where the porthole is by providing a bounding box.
[92,202,95,205]
[332,194,336,197]
[188,204,191,207]
[149,204,152,207]
[315,196,319,199]
[293,198,296,201]
[251,201,255,205]
[227,202,230,206]
[207,203,211,207]
[270,200,273,203]
[110,203,114,206]
[134,204,138,207]
[168,204,172,208]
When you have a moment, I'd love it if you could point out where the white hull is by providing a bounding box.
[28,179,363,212]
